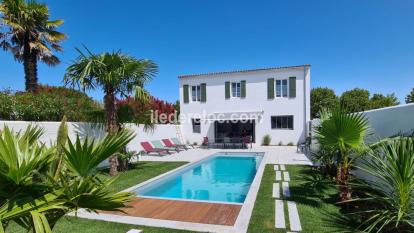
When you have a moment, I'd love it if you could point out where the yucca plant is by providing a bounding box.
[351,137,414,233]
[0,125,135,233]
[314,108,369,201]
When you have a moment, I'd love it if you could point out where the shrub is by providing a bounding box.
[287,142,294,146]
[262,134,271,146]
[278,141,283,146]
[352,137,414,232]
[0,85,102,121]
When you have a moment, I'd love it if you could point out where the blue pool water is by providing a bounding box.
[135,153,263,203]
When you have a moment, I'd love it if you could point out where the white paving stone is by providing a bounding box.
[280,164,286,170]
[282,182,290,198]
[275,200,286,229]
[272,183,280,198]
[283,171,290,181]
[275,171,282,181]
[127,230,142,233]
[287,201,302,232]
[274,164,279,170]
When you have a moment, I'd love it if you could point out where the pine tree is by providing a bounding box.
[405,88,414,104]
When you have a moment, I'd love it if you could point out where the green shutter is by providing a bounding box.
[241,80,246,98]
[183,85,189,103]
[200,83,206,102]
[225,82,230,99]
[289,77,296,98]
[267,78,274,99]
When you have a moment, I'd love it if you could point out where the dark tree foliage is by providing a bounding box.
[405,88,414,104]
[340,88,371,113]
[311,87,338,119]
[370,93,399,109]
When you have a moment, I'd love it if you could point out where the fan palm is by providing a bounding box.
[0,0,66,92]
[314,108,369,201]
[0,125,135,233]
[64,47,158,176]
[352,137,414,232]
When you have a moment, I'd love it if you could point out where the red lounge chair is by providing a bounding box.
[162,139,187,150]
[140,142,170,155]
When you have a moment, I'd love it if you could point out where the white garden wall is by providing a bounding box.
[311,103,414,142]
[0,121,180,152]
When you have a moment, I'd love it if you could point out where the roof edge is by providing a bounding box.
[178,64,311,79]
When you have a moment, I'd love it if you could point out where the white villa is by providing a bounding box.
[179,65,311,146]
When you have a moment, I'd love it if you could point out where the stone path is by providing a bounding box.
[273,164,302,232]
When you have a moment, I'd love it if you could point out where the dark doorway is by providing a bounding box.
[214,120,255,143]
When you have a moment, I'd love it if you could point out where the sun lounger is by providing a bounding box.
[162,139,188,150]
[171,137,194,149]
[140,142,170,155]
[151,140,180,152]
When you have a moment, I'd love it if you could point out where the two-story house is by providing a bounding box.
[178,65,311,146]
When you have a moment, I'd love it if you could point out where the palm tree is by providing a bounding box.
[0,0,66,92]
[64,47,157,176]
[314,109,369,201]
[0,125,135,233]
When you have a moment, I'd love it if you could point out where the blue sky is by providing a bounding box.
[1,0,414,103]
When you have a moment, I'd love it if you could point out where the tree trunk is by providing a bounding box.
[104,86,119,176]
[23,35,38,92]
[337,165,351,202]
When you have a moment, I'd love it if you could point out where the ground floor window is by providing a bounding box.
[271,115,294,129]
[192,118,201,133]
[214,120,255,143]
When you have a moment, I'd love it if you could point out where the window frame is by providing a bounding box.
[271,115,294,130]
[191,85,201,102]
[192,118,201,133]
[275,79,289,98]
[231,82,241,98]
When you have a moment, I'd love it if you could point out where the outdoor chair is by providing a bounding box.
[171,137,194,149]
[140,142,171,155]
[162,139,187,150]
[151,140,180,152]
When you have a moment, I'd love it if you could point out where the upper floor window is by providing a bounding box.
[191,85,201,102]
[231,82,241,98]
[276,79,288,97]
[271,115,294,130]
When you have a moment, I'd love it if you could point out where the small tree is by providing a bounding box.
[311,87,338,119]
[340,88,370,113]
[369,93,399,110]
[405,88,414,104]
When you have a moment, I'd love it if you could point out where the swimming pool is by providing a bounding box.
[134,152,263,204]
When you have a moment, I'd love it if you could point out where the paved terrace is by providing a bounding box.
[139,145,312,165]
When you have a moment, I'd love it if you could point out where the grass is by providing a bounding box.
[6,161,191,233]
[248,164,350,233]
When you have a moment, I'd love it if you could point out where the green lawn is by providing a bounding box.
[248,165,349,233]
[6,161,191,233]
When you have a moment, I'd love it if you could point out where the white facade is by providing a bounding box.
[179,65,311,145]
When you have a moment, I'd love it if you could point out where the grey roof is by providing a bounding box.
[178,64,310,78]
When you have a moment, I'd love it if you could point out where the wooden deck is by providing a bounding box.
[101,197,242,226]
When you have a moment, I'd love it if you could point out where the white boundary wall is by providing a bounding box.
[312,103,414,142]
[361,103,414,140]
[0,121,179,152]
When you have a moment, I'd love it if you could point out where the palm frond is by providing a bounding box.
[63,130,135,177]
